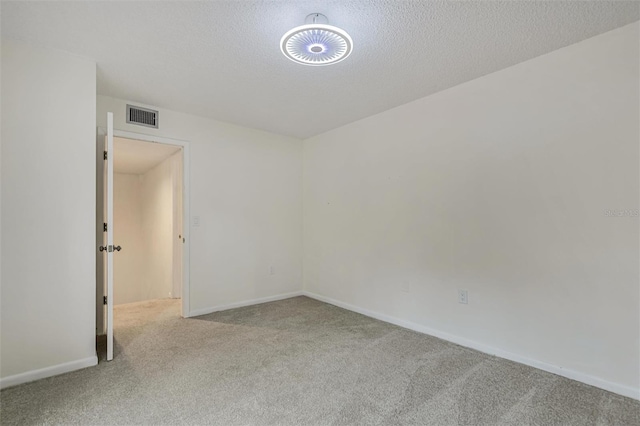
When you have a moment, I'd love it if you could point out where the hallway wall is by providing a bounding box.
[113,173,145,304]
[113,151,181,304]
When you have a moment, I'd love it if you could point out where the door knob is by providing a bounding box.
[114,245,121,252]
[99,246,107,252]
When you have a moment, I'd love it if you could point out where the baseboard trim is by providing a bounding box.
[0,356,98,390]
[303,291,640,401]
[188,291,304,318]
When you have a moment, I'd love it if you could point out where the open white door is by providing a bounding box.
[105,112,115,361]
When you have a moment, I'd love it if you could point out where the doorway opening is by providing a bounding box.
[112,136,183,306]
[96,121,190,361]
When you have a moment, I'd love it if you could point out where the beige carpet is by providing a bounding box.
[1,296,639,425]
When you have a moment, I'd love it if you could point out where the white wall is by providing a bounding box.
[303,22,639,397]
[1,40,97,381]
[113,173,145,304]
[141,152,178,302]
[98,96,303,314]
[114,151,181,305]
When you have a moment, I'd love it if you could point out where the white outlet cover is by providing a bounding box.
[192,216,200,227]
[458,290,468,304]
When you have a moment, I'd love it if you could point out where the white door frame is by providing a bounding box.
[99,127,192,318]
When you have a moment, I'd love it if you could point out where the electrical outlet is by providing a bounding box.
[269,265,275,275]
[458,289,468,304]
[192,216,200,227]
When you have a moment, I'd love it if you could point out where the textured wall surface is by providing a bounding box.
[2,1,638,138]
[1,40,97,378]
[303,23,639,395]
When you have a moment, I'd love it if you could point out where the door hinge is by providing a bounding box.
[103,296,107,305]
[104,151,108,160]
[103,223,107,232]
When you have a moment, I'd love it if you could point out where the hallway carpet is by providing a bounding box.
[1,296,639,425]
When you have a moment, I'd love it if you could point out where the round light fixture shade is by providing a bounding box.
[280,14,353,66]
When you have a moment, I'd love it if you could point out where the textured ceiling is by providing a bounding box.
[114,137,180,175]
[2,1,638,139]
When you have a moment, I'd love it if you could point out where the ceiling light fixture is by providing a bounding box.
[280,13,353,66]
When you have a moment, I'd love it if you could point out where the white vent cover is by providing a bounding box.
[126,105,158,128]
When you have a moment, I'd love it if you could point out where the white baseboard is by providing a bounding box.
[303,291,640,401]
[0,356,98,390]
[188,291,304,318]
